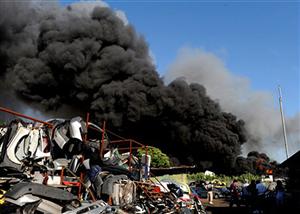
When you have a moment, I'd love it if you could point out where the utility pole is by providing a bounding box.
[278,86,289,159]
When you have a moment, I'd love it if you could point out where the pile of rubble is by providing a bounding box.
[0,114,206,213]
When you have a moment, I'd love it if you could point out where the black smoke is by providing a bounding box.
[235,151,278,175]
[0,1,247,173]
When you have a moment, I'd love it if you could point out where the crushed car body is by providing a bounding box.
[0,108,206,213]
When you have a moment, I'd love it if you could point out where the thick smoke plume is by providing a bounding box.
[0,0,247,173]
[235,151,278,175]
[165,48,300,162]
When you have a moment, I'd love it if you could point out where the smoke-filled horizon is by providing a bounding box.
[164,48,300,162]
[0,0,275,173]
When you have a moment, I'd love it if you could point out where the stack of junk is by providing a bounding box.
[0,108,206,214]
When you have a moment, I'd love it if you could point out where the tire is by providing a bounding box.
[214,194,219,199]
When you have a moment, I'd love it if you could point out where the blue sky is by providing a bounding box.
[61,0,299,117]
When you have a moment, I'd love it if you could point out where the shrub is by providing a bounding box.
[137,146,171,168]
[188,172,260,186]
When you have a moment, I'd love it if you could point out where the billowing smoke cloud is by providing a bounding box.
[235,151,278,175]
[165,48,300,162]
[0,0,247,173]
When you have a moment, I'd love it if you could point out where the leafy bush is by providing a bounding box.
[188,172,260,186]
[137,146,171,168]
[188,172,216,182]
[238,173,260,183]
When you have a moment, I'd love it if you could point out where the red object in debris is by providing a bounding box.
[266,169,273,175]
[153,186,161,193]
[42,174,49,185]
[0,106,53,127]
[62,181,81,187]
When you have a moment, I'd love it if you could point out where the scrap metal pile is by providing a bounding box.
[0,110,206,214]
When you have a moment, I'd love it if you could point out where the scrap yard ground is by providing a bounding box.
[203,198,293,214]
[203,198,248,214]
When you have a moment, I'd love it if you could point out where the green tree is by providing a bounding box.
[137,146,171,168]
[238,173,260,183]
[187,172,216,182]
[188,172,260,186]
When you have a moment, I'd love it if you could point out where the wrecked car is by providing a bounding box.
[0,112,203,214]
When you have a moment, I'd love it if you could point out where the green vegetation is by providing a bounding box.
[238,172,261,183]
[188,172,216,182]
[137,146,171,168]
[188,172,260,186]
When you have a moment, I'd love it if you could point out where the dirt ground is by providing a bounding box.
[200,197,291,214]
[201,198,249,214]
[201,197,229,207]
